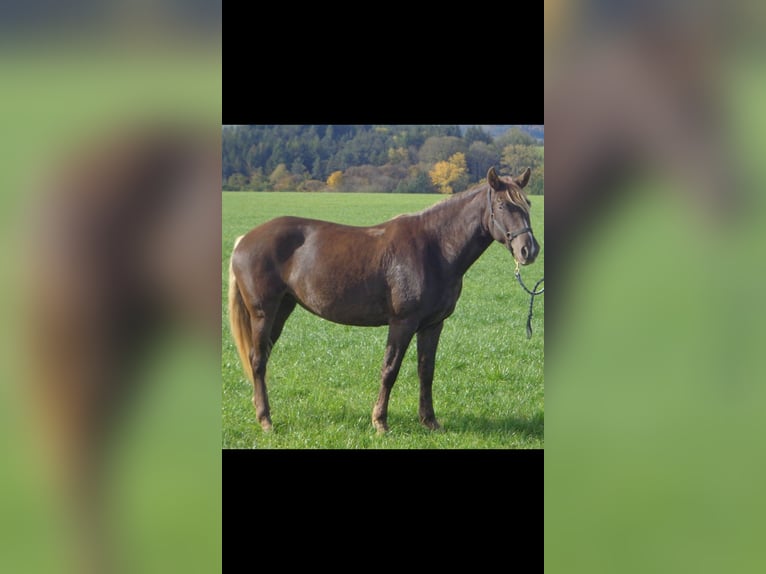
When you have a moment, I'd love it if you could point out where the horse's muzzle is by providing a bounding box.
[510,234,540,266]
[522,240,540,264]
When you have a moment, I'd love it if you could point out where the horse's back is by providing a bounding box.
[236,215,390,262]
[232,215,396,325]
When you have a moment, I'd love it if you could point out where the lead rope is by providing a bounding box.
[514,260,544,339]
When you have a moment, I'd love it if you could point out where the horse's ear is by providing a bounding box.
[514,167,531,189]
[487,167,504,191]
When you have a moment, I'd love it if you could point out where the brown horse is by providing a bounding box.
[228,167,540,433]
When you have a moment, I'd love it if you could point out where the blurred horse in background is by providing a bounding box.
[544,4,762,574]
[544,0,740,334]
[24,123,220,573]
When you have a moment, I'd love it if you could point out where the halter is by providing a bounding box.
[486,187,533,248]
[487,187,544,339]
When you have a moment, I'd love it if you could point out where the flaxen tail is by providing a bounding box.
[228,236,253,385]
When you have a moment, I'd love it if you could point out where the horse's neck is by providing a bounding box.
[421,187,493,275]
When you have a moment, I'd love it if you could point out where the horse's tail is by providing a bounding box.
[228,235,253,385]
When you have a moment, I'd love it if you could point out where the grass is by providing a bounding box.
[222,191,544,449]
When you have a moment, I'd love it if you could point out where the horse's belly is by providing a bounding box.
[290,273,389,327]
[284,230,392,326]
[305,303,389,327]
[296,291,389,327]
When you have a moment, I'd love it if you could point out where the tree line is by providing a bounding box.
[223,125,544,195]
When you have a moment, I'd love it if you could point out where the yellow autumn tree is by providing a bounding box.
[327,170,344,190]
[429,152,468,194]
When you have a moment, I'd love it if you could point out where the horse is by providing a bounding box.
[228,166,541,433]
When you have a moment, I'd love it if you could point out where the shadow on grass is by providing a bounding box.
[222,406,544,448]
[441,411,544,441]
[363,408,544,446]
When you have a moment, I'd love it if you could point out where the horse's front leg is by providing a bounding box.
[416,321,444,430]
[372,320,416,433]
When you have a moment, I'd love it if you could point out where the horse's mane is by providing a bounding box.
[505,183,531,215]
[406,177,530,222]
[408,185,486,220]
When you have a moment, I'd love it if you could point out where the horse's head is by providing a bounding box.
[487,166,540,266]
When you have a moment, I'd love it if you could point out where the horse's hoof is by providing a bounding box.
[373,420,388,434]
[421,418,442,431]
[259,418,273,432]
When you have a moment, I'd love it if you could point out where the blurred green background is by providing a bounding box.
[545,9,766,572]
[0,21,221,574]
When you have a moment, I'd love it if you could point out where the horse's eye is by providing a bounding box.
[497,204,504,210]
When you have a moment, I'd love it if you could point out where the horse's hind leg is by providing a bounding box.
[248,315,273,431]
[245,298,279,431]
[247,295,296,431]
[269,296,296,348]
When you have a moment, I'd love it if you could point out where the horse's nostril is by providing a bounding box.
[521,245,529,260]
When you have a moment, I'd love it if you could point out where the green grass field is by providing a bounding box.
[222,192,544,448]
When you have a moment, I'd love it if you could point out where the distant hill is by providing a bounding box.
[224,124,544,142]
[460,125,544,141]
[222,124,544,194]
